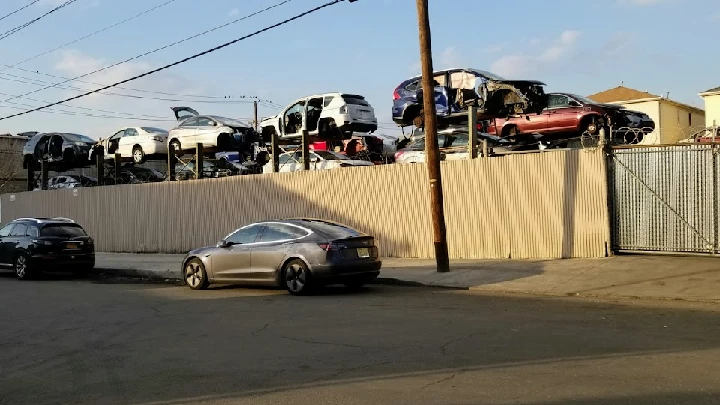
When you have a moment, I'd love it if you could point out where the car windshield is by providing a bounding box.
[313,150,350,160]
[141,127,169,135]
[39,224,87,237]
[63,133,95,143]
[568,94,597,105]
[207,115,249,128]
[468,69,506,80]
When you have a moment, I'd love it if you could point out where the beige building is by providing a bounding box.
[699,86,720,128]
[588,86,705,144]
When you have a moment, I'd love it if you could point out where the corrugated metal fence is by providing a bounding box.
[610,144,718,253]
[0,149,610,259]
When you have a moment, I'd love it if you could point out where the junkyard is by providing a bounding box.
[1,0,720,404]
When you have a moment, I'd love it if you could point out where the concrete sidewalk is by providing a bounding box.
[95,253,720,302]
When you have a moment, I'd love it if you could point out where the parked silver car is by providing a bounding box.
[182,219,382,295]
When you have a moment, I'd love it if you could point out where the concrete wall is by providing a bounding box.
[617,101,661,144]
[703,94,720,128]
[658,100,706,143]
[0,149,611,259]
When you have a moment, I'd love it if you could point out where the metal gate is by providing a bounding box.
[609,144,718,254]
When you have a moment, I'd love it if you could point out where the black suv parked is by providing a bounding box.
[0,217,95,279]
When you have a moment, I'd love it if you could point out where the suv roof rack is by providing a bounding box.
[50,217,75,223]
[14,217,43,223]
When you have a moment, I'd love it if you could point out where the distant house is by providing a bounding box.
[588,85,705,144]
[699,86,720,128]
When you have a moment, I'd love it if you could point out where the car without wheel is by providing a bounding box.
[98,127,169,164]
[182,218,382,295]
[22,132,96,170]
[392,68,547,127]
[260,93,378,141]
[168,107,256,154]
[0,217,95,280]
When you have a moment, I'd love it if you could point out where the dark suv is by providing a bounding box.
[0,217,95,279]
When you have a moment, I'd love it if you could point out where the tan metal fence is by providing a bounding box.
[0,148,610,259]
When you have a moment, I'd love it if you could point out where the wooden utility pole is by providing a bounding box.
[468,106,478,159]
[253,101,259,132]
[415,0,449,272]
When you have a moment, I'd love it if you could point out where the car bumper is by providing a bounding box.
[31,253,95,269]
[311,260,382,285]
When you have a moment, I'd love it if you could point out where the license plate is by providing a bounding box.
[66,243,79,250]
[357,248,370,258]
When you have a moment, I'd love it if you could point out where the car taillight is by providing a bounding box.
[393,88,401,100]
[151,136,164,142]
[317,242,347,251]
[32,239,52,246]
[394,151,404,160]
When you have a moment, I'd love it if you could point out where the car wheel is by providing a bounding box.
[132,146,145,164]
[184,258,209,290]
[283,259,312,296]
[504,126,519,136]
[14,253,33,280]
[584,117,600,135]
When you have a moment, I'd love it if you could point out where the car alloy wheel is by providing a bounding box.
[15,254,30,280]
[184,259,209,290]
[133,147,145,164]
[284,260,310,295]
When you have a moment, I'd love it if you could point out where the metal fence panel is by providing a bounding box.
[610,145,716,253]
[0,149,610,259]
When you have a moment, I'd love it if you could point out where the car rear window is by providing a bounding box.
[40,224,87,237]
[304,220,364,240]
[342,96,370,107]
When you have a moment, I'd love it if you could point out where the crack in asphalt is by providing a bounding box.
[422,372,460,389]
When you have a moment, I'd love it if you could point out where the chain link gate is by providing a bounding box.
[609,144,718,254]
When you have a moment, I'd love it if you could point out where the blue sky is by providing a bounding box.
[0,0,718,139]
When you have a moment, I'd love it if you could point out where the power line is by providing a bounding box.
[0,0,42,23]
[3,64,282,105]
[0,72,271,105]
[0,0,349,122]
[0,0,176,72]
[0,0,78,42]
[1,0,294,104]
[0,101,175,122]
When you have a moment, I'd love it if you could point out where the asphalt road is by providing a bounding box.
[2,273,720,405]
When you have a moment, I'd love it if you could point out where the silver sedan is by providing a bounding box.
[182,219,382,295]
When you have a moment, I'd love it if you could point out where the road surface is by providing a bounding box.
[1,273,719,405]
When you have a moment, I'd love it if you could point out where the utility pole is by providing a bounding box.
[415,0,449,273]
[253,100,258,132]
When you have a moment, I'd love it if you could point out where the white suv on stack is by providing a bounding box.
[260,93,378,140]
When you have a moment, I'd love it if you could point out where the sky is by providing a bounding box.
[0,0,718,139]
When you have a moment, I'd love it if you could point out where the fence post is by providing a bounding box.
[196,143,204,180]
[301,130,310,171]
[713,145,719,254]
[482,139,489,159]
[40,160,48,190]
[95,146,105,186]
[468,106,478,159]
[114,153,121,183]
[599,126,607,147]
[168,143,176,181]
[26,165,35,191]
[271,130,280,173]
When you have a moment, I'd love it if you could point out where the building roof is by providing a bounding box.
[699,86,720,97]
[587,86,659,103]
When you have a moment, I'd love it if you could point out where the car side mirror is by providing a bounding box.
[217,240,231,248]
